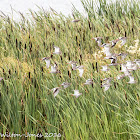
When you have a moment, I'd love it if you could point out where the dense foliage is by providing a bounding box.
[0,0,140,139]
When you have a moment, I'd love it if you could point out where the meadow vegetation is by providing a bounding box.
[0,0,140,139]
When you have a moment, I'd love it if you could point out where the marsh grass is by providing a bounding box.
[0,0,140,139]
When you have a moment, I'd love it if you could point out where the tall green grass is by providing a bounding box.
[0,0,140,139]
